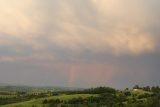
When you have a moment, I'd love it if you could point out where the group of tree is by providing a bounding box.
[42,86,160,107]
[133,85,160,92]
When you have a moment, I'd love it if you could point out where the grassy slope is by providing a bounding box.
[131,89,152,95]
[0,94,97,107]
[125,89,153,104]
[0,89,154,107]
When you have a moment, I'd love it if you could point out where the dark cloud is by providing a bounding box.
[0,0,160,88]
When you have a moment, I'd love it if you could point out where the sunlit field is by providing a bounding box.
[0,86,160,107]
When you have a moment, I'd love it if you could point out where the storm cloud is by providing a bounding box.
[0,0,160,88]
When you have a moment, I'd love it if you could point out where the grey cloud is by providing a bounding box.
[0,0,160,88]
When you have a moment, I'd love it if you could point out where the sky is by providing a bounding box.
[0,0,160,89]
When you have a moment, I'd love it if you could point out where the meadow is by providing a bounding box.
[0,86,159,107]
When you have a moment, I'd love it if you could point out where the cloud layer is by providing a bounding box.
[0,0,159,57]
[0,0,160,88]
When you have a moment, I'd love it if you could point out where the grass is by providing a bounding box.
[0,94,97,107]
[0,95,16,98]
[131,89,152,95]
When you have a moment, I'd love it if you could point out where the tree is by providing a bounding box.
[133,85,140,89]
[143,86,150,91]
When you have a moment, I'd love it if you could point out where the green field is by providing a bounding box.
[0,86,160,107]
[1,94,96,107]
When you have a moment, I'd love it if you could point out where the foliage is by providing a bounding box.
[0,86,159,107]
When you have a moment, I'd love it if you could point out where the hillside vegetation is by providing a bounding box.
[0,85,160,107]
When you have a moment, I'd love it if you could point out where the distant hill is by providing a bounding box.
[0,83,82,92]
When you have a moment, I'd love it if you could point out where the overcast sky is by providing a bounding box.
[0,0,160,88]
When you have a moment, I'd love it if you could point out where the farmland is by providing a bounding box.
[0,85,160,107]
